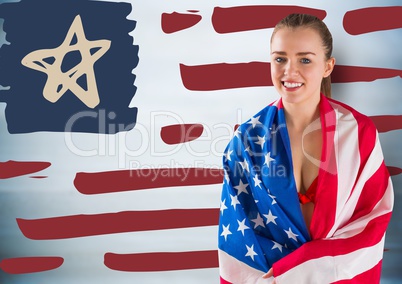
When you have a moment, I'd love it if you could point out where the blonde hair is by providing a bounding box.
[271,14,333,98]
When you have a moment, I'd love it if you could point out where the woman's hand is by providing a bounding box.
[262,268,276,283]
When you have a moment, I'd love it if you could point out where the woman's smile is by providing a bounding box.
[282,81,304,90]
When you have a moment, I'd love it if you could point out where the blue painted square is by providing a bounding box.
[0,0,139,133]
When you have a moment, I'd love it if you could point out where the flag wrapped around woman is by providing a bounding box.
[218,94,394,283]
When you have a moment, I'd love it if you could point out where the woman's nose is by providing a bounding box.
[284,62,299,76]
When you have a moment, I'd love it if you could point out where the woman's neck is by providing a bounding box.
[282,95,321,131]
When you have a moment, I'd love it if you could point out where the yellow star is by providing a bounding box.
[21,15,111,108]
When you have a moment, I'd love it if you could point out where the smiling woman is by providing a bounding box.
[218,13,394,284]
[271,13,334,99]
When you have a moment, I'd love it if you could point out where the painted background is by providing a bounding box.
[0,0,401,283]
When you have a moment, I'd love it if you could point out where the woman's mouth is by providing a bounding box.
[282,81,304,89]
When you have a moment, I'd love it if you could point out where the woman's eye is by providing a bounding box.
[275,57,285,63]
[301,58,311,64]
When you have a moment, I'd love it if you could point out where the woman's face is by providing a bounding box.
[270,27,334,105]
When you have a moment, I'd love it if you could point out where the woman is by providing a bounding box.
[218,14,394,283]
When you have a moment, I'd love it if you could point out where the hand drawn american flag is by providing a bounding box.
[0,1,401,283]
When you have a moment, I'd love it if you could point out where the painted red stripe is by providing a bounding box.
[162,11,202,34]
[17,209,219,240]
[0,257,63,274]
[0,160,51,179]
[104,250,218,272]
[212,6,326,33]
[180,62,271,91]
[161,123,204,144]
[30,176,48,179]
[74,168,223,194]
[180,62,402,91]
[387,166,402,176]
[343,7,402,35]
[331,65,402,83]
[370,115,402,133]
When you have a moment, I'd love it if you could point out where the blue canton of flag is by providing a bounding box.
[0,0,138,134]
[218,101,311,277]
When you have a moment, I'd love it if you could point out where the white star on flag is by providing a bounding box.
[230,194,240,210]
[248,115,262,128]
[237,218,250,236]
[234,179,249,195]
[239,159,250,173]
[245,244,258,261]
[271,241,283,253]
[252,174,262,189]
[251,213,265,229]
[264,152,275,167]
[221,224,232,241]
[284,227,299,242]
[224,149,233,162]
[245,146,253,156]
[263,210,278,225]
[234,128,242,138]
[220,199,228,215]
[268,193,277,205]
[255,135,266,149]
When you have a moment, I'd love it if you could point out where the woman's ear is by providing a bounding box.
[324,57,336,78]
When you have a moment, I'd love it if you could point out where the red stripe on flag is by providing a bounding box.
[74,168,223,194]
[332,260,382,283]
[0,257,63,274]
[212,6,326,33]
[161,123,204,144]
[220,276,232,284]
[162,11,202,34]
[274,213,392,276]
[104,250,218,272]
[0,160,51,179]
[343,7,402,35]
[370,115,402,133]
[180,62,402,91]
[348,162,390,224]
[17,209,219,240]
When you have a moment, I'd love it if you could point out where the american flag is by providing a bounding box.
[0,1,401,283]
[218,95,394,283]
